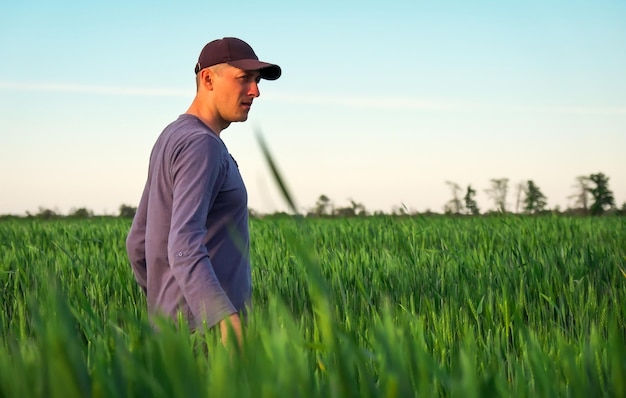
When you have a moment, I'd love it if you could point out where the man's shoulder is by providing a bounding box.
[161,115,221,145]
[167,114,216,136]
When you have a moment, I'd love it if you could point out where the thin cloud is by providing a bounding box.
[2,80,625,115]
[262,92,464,111]
[502,104,626,115]
[264,92,626,115]
[0,81,188,97]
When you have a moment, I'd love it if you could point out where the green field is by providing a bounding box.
[1,215,625,397]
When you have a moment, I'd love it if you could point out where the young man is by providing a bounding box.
[126,37,281,346]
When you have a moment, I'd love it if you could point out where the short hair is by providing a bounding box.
[195,63,228,90]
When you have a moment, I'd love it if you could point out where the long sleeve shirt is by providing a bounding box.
[126,114,251,329]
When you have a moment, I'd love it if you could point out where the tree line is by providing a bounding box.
[305,172,622,218]
[0,204,140,220]
[2,172,622,220]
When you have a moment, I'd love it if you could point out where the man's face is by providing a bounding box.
[212,64,262,124]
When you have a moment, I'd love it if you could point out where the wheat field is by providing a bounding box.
[1,215,624,397]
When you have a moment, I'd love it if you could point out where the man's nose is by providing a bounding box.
[249,82,260,98]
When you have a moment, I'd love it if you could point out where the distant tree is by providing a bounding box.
[568,176,591,213]
[333,199,367,217]
[485,178,509,213]
[444,181,463,215]
[513,180,526,213]
[350,199,368,216]
[588,172,615,215]
[334,207,354,217]
[523,180,547,214]
[32,207,58,219]
[119,204,137,218]
[312,194,332,216]
[69,207,94,218]
[463,185,480,215]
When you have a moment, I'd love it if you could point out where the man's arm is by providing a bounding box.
[220,313,243,348]
[168,133,236,328]
[126,189,149,294]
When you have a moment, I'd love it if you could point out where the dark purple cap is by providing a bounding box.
[194,37,281,80]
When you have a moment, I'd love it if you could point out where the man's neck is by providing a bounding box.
[185,103,229,136]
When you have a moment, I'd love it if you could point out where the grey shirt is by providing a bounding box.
[126,114,251,329]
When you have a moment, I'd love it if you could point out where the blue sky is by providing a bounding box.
[1,0,625,215]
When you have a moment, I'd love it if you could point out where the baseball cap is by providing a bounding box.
[194,37,281,80]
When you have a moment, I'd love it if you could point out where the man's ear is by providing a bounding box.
[199,69,213,89]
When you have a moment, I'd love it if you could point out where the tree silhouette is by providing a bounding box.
[463,185,480,215]
[69,207,94,218]
[568,176,591,213]
[444,181,463,215]
[485,178,509,213]
[312,194,332,216]
[327,198,367,217]
[523,180,547,214]
[588,173,615,215]
[349,199,367,216]
[29,207,59,219]
[119,204,137,218]
[513,180,526,213]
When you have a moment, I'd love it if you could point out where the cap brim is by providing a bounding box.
[228,59,282,80]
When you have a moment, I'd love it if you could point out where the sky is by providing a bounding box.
[1,0,625,216]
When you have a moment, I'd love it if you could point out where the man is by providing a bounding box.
[126,37,281,346]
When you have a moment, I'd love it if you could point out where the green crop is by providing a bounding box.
[0,215,625,397]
